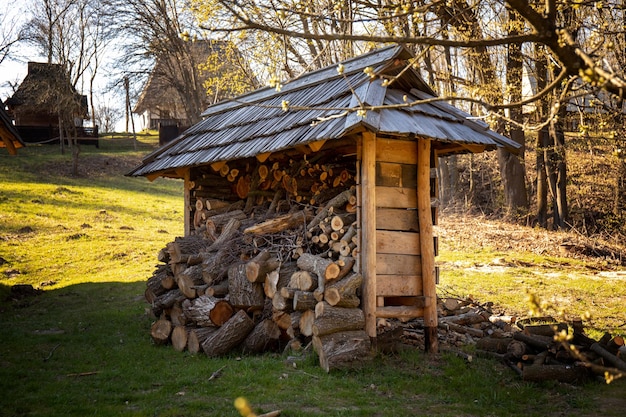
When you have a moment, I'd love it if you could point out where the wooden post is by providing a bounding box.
[184,169,192,236]
[361,131,377,339]
[417,138,438,353]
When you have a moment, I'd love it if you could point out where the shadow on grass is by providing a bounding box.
[1,281,624,417]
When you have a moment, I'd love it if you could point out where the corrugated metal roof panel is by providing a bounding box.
[128,44,520,178]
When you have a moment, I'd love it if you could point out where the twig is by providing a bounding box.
[208,365,227,381]
[43,344,61,362]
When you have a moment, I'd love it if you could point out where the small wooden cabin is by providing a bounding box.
[5,62,96,145]
[129,45,519,360]
[0,103,25,155]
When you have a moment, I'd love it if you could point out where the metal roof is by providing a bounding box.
[128,44,520,178]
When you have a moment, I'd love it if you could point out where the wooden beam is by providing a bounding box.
[417,138,438,353]
[184,169,192,237]
[308,139,327,152]
[360,131,377,338]
[146,172,163,182]
[256,152,272,163]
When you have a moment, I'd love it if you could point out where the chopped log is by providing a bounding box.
[605,335,625,355]
[171,326,189,352]
[306,188,355,231]
[506,340,528,359]
[243,210,311,235]
[207,218,241,252]
[168,303,187,327]
[152,289,186,316]
[313,302,365,336]
[299,309,315,337]
[271,293,292,312]
[522,364,591,383]
[439,311,490,326]
[438,321,484,338]
[167,235,212,263]
[523,323,568,337]
[513,332,553,351]
[258,164,269,181]
[205,280,230,297]
[246,255,280,283]
[288,270,317,291]
[150,318,172,345]
[182,295,234,327]
[202,310,255,357]
[296,253,340,292]
[236,175,251,199]
[280,287,297,299]
[475,337,513,354]
[187,327,218,354]
[272,310,292,330]
[324,273,362,307]
[313,330,373,373]
[228,264,266,310]
[330,213,356,232]
[242,319,281,353]
[264,269,280,299]
[176,264,204,299]
[205,209,247,228]
[589,343,626,371]
[202,240,239,285]
[293,291,317,311]
[146,265,170,297]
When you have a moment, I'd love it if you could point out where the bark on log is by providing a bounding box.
[205,280,229,297]
[306,188,355,230]
[313,302,365,336]
[297,253,340,292]
[202,310,255,357]
[522,364,591,383]
[228,264,266,310]
[152,289,186,316]
[293,291,317,311]
[167,235,212,263]
[590,343,626,371]
[182,295,234,327]
[246,255,280,283]
[243,210,311,235]
[242,319,281,353]
[475,337,513,354]
[324,273,362,307]
[176,264,204,299]
[151,318,172,345]
[313,330,373,373]
[207,218,241,252]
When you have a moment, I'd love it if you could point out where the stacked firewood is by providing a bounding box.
[144,155,372,372]
[388,297,626,384]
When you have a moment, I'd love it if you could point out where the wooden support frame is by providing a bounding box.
[360,131,377,338]
[417,138,438,353]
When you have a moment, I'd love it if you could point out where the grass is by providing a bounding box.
[0,140,625,417]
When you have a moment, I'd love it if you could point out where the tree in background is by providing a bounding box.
[189,0,626,231]
[23,0,110,175]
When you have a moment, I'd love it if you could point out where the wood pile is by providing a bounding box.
[385,297,626,384]
[144,153,373,372]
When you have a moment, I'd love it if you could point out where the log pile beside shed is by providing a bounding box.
[145,151,375,371]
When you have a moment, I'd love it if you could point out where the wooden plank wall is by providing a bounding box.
[374,137,432,319]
